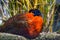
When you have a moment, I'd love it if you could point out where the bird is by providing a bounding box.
[0,9,43,39]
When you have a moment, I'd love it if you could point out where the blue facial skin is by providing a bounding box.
[29,9,42,16]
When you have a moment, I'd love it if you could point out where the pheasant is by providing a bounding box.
[0,9,43,39]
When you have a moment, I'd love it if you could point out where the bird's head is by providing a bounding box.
[29,9,42,16]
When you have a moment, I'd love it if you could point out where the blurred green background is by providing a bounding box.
[0,0,60,33]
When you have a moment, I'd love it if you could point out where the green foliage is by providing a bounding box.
[0,0,56,32]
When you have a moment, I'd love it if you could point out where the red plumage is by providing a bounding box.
[0,12,43,39]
